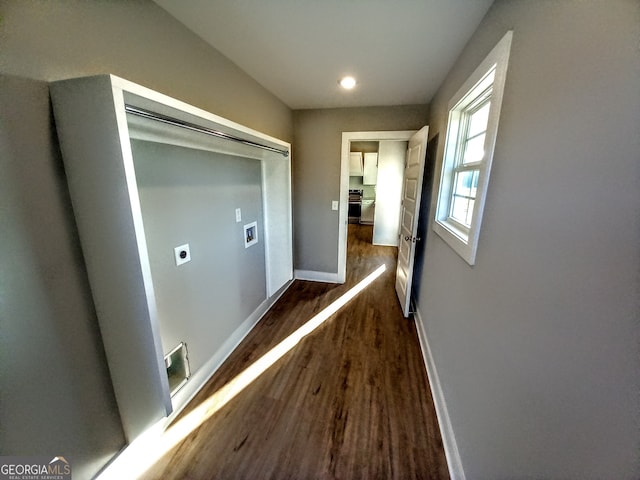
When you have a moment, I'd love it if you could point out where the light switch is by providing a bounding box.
[174,244,191,266]
[331,200,339,211]
[235,208,242,222]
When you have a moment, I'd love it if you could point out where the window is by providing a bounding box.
[434,31,513,265]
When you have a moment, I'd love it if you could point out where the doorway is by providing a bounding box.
[338,131,417,283]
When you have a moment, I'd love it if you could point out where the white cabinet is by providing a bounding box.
[349,152,363,176]
[361,199,375,224]
[363,152,378,185]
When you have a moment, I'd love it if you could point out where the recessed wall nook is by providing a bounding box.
[50,75,293,443]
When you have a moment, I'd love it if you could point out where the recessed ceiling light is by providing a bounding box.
[339,76,357,90]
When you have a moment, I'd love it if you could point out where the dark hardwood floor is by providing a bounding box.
[142,224,449,479]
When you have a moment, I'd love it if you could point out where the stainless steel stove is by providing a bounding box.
[348,189,363,223]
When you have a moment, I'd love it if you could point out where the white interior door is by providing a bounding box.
[395,126,429,317]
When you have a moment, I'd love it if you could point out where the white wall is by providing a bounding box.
[414,1,640,478]
[373,141,407,246]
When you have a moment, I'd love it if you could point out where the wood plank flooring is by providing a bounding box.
[142,224,449,479]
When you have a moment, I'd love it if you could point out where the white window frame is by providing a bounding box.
[434,30,513,265]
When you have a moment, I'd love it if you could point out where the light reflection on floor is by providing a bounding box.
[99,263,386,480]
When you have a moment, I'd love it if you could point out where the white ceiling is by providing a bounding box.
[153,0,494,110]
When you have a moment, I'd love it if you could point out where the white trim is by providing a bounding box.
[166,279,292,423]
[116,73,293,296]
[294,269,340,283]
[339,130,417,283]
[50,74,293,443]
[110,75,289,151]
[168,302,269,418]
[413,306,466,480]
[97,279,293,480]
[434,31,513,266]
[372,241,398,247]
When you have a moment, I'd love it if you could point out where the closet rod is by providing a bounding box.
[124,105,289,157]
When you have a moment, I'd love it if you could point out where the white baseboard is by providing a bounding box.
[294,269,339,283]
[97,280,293,480]
[372,241,398,247]
[167,279,293,424]
[413,306,466,480]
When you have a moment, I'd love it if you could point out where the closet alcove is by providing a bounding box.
[50,75,293,443]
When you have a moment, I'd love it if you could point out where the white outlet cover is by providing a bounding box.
[235,208,242,222]
[174,244,191,266]
[332,200,339,211]
[244,221,258,248]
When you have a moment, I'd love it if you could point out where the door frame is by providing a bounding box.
[338,130,417,283]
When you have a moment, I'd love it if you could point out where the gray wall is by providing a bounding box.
[292,105,429,273]
[0,1,293,478]
[0,75,125,480]
[133,141,266,372]
[0,0,292,142]
[415,1,640,478]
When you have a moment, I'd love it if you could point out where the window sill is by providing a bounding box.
[433,219,477,266]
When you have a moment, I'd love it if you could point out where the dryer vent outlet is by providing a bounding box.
[165,342,190,396]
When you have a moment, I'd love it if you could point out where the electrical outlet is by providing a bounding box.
[332,200,339,211]
[174,244,191,266]
[235,208,242,222]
